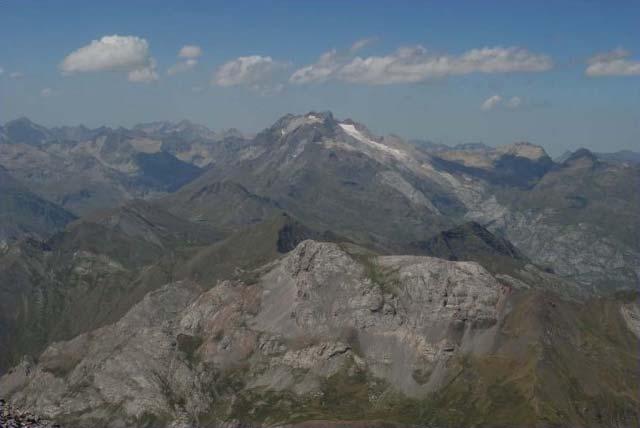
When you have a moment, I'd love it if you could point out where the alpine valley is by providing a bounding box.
[0,112,639,428]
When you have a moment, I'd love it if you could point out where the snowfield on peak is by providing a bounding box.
[339,123,407,159]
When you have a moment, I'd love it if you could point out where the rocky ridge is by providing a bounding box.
[2,240,638,427]
[0,241,509,426]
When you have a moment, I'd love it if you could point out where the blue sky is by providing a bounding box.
[1,0,639,155]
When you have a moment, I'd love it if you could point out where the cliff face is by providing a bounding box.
[2,241,638,428]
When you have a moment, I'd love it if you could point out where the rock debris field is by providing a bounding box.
[0,399,60,428]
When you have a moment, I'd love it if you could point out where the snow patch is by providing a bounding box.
[338,123,406,159]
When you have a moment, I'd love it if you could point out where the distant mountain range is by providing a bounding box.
[0,117,248,217]
[0,113,638,427]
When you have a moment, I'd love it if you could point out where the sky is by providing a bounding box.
[0,0,639,155]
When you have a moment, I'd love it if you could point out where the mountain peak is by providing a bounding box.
[5,117,43,130]
[453,142,491,152]
[133,119,221,141]
[266,111,340,140]
[257,111,415,165]
[4,117,51,145]
[563,148,598,167]
[496,142,549,161]
[307,110,335,121]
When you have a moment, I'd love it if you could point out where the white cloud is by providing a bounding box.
[481,94,524,111]
[0,67,4,75]
[179,45,202,59]
[59,35,158,83]
[167,45,203,76]
[290,38,378,84]
[350,37,376,53]
[586,48,640,77]
[128,62,159,83]
[9,71,24,79]
[40,88,54,97]
[289,50,341,84]
[481,95,503,111]
[291,44,553,85]
[213,55,286,91]
[168,58,198,75]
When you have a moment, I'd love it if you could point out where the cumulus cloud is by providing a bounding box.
[168,45,203,76]
[40,88,54,97]
[179,45,202,59]
[481,94,524,111]
[350,37,376,53]
[128,60,159,83]
[0,67,4,75]
[290,50,342,84]
[168,58,198,75]
[213,55,287,92]
[481,95,503,111]
[59,35,158,83]
[291,44,553,85]
[290,38,380,84]
[586,48,640,77]
[9,71,24,79]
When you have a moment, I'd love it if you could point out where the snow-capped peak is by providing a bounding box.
[338,122,406,159]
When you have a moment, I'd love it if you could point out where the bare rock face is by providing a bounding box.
[498,211,640,290]
[250,241,506,395]
[621,300,640,339]
[0,241,510,427]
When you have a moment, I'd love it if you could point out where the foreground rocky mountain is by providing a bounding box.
[0,206,329,374]
[2,240,638,427]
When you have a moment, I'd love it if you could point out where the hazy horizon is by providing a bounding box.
[2,112,637,158]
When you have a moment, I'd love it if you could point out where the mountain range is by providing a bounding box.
[0,112,638,427]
